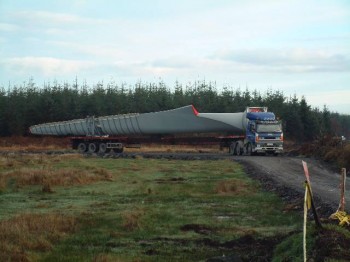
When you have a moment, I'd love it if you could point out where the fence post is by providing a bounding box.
[302,161,322,228]
[339,168,347,212]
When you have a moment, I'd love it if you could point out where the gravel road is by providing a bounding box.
[235,155,349,214]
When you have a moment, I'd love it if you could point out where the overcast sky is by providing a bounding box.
[0,0,349,113]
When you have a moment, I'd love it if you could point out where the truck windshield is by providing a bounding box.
[257,124,281,132]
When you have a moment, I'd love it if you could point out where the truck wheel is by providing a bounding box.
[88,143,98,153]
[98,143,108,154]
[77,143,87,153]
[246,143,252,156]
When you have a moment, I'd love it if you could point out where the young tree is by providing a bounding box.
[0,87,9,136]
[283,95,304,140]
[321,105,332,136]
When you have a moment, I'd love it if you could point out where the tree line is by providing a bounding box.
[0,79,349,141]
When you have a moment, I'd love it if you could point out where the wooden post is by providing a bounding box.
[305,182,322,228]
[302,161,322,228]
[339,168,346,212]
[303,183,308,262]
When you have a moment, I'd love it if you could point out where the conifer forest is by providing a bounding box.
[0,79,349,140]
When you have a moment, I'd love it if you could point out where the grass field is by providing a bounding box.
[0,154,302,261]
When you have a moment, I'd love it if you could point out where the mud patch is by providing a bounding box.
[222,234,285,259]
[99,152,230,161]
[180,224,214,235]
[154,177,186,184]
[313,227,350,260]
[141,234,288,261]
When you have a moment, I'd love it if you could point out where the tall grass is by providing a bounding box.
[121,209,145,231]
[0,177,6,192]
[0,213,77,261]
[126,144,222,153]
[0,167,113,192]
[299,138,350,170]
[0,154,74,170]
[324,143,350,170]
[0,136,69,151]
[215,179,254,195]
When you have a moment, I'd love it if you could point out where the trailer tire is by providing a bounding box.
[98,143,108,154]
[235,142,243,156]
[88,142,98,153]
[229,142,235,155]
[113,147,124,154]
[77,142,87,153]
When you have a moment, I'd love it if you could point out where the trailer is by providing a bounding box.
[29,105,283,155]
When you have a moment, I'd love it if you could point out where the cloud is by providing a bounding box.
[0,22,19,32]
[213,49,350,73]
[0,56,138,81]
[305,90,350,112]
[48,40,126,59]
[1,57,95,77]
[151,57,194,69]
[11,10,105,27]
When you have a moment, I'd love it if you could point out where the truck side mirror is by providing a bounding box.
[250,124,255,132]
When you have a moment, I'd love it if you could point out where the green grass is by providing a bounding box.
[0,155,301,261]
[272,227,315,262]
[273,223,350,262]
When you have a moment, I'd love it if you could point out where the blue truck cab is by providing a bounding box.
[245,107,283,155]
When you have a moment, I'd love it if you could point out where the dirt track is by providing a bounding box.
[235,156,349,215]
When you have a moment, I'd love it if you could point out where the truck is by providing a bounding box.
[29,105,283,155]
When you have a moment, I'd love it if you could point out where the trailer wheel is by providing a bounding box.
[98,143,108,154]
[113,147,124,154]
[229,142,235,155]
[235,142,242,156]
[77,142,87,153]
[88,142,98,153]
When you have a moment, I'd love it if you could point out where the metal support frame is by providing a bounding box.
[86,116,104,137]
